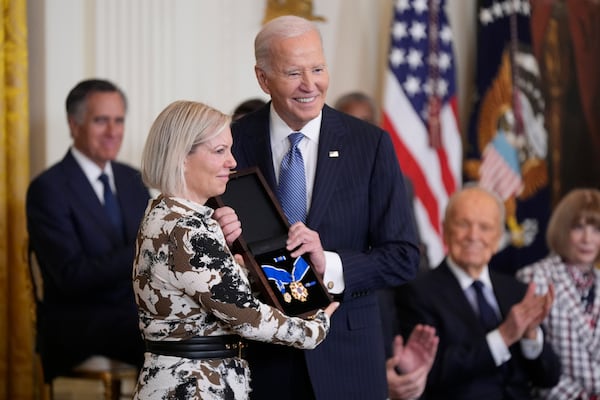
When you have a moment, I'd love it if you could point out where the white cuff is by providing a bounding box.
[487,329,511,366]
[520,327,544,359]
[322,251,344,294]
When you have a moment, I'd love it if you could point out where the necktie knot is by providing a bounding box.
[98,173,110,189]
[288,132,304,148]
[472,280,499,331]
[472,279,485,293]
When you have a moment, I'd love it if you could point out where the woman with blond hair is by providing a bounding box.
[132,100,337,399]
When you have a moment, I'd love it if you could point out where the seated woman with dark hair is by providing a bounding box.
[517,188,600,399]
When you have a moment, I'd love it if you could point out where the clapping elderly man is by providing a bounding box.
[394,186,560,399]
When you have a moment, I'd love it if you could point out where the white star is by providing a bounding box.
[492,2,503,18]
[393,21,408,40]
[407,48,424,69]
[439,25,452,44]
[409,21,427,42]
[437,52,451,71]
[522,0,531,15]
[390,47,406,68]
[423,78,433,96]
[412,0,428,14]
[420,105,429,121]
[403,75,422,96]
[502,0,512,15]
[479,8,493,25]
[395,0,410,13]
[513,0,523,14]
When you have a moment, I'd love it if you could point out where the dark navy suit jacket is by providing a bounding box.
[395,260,561,400]
[231,104,420,399]
[26,150,150,381]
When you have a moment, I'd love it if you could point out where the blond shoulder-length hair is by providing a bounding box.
[546,188,600,261]
[141,100,231,196]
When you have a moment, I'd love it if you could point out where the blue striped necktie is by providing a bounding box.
[98,173,123,233]
[278,132,306,224]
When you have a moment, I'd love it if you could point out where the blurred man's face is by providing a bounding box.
[255,29,329,131]
[444,189,502,276]
[339,101,375,124]
[69,91,125,169]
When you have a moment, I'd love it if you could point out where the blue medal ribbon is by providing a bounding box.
[261,256,315,297]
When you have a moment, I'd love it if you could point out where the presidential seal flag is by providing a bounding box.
[464,0,550,274]
[382,0,462,267]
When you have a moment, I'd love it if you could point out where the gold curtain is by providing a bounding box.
[0,1,33,399]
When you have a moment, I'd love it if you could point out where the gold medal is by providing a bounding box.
[289,281,308,302]
[283,292,292,303]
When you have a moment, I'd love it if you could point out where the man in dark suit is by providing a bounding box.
[26,79,150,382]
[224,15,420,400]
[395,186,561,399]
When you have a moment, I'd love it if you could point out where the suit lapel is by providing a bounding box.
[240,106,278,191]
[62,152,124,243]
[308,105,345,228]
[435,262,485,329]
[490,270,527,324]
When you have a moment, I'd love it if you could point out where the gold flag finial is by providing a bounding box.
[263,0,326,24]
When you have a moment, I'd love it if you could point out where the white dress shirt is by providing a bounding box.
[269,106,344,294]
[71,147,117,205]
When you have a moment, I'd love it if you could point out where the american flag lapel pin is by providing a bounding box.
[328,150,339,158]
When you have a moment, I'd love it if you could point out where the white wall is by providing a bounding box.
[27,0,475,177]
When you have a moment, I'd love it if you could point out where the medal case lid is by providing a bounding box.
[208,167,332,317]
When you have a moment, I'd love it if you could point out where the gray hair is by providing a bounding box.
[141,100,231,196]
[255,15,322,72]
[443,183,506,247]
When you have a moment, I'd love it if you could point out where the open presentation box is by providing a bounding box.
[208,167,332,317]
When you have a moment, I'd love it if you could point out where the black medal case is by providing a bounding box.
[208,167,332,317]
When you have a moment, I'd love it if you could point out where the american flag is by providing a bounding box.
[382,0,462,267]
[479,131,524,200]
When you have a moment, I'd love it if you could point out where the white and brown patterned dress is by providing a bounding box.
[132,195,330,400]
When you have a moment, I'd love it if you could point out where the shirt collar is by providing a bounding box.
[446,256,493,291]
[269,103,322,145]
[167,195,214,217]
[71,146,114,183]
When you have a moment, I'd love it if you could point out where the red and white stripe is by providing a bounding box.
[480,145,523,200]
[382,70,462,267]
